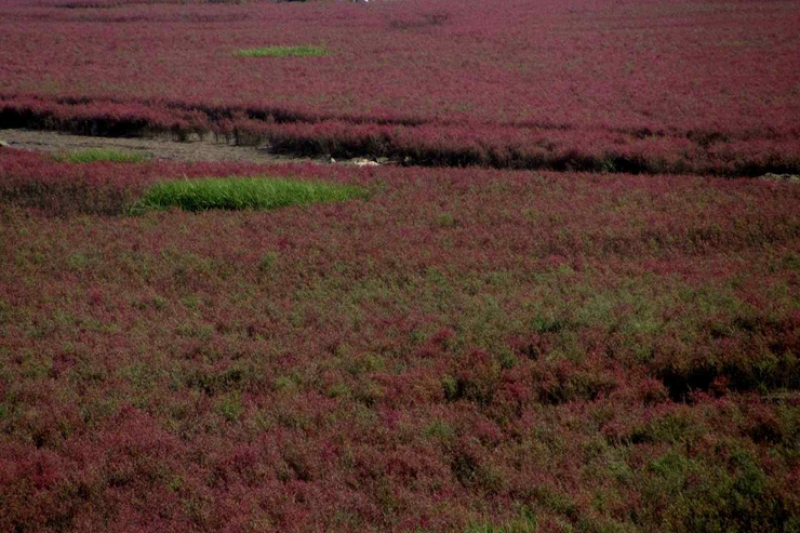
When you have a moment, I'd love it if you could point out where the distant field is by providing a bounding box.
[1,149,799,532]
[1,0,799,174]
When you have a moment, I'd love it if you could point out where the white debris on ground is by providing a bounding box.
[0,140,10,148]
[352,158,380,167]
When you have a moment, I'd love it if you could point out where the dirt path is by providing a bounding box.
[0,129,330,165]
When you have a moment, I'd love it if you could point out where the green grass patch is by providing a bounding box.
[234,45,327,58]
[55,149,151,164]
[134,176,365,213]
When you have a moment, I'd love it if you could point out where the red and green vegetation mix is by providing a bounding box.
[1,149,799,532]
[2,0,800,529]
[1,0,799,174]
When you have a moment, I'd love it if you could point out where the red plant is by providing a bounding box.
[1,149,799,531]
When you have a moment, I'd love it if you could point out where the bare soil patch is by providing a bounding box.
[0,129,327,165]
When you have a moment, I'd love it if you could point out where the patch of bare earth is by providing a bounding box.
[0,129,382,166]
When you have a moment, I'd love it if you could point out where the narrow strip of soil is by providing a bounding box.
[0,129,331,165]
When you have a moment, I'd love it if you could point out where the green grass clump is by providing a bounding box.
[55,149,151,164]
[234,45,327,58]
[134,176,365,213]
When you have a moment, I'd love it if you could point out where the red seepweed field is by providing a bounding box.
[1,0,800,532]
[1,0,800,174]
[2,149,800,532]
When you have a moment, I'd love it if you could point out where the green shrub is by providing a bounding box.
[215,392,244,422]
[258,251,280,274]
[55,149,150,164]
[642,449,786,533]
[466,506,538,533]
[134,177,365,213]
[234,45,327,58]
